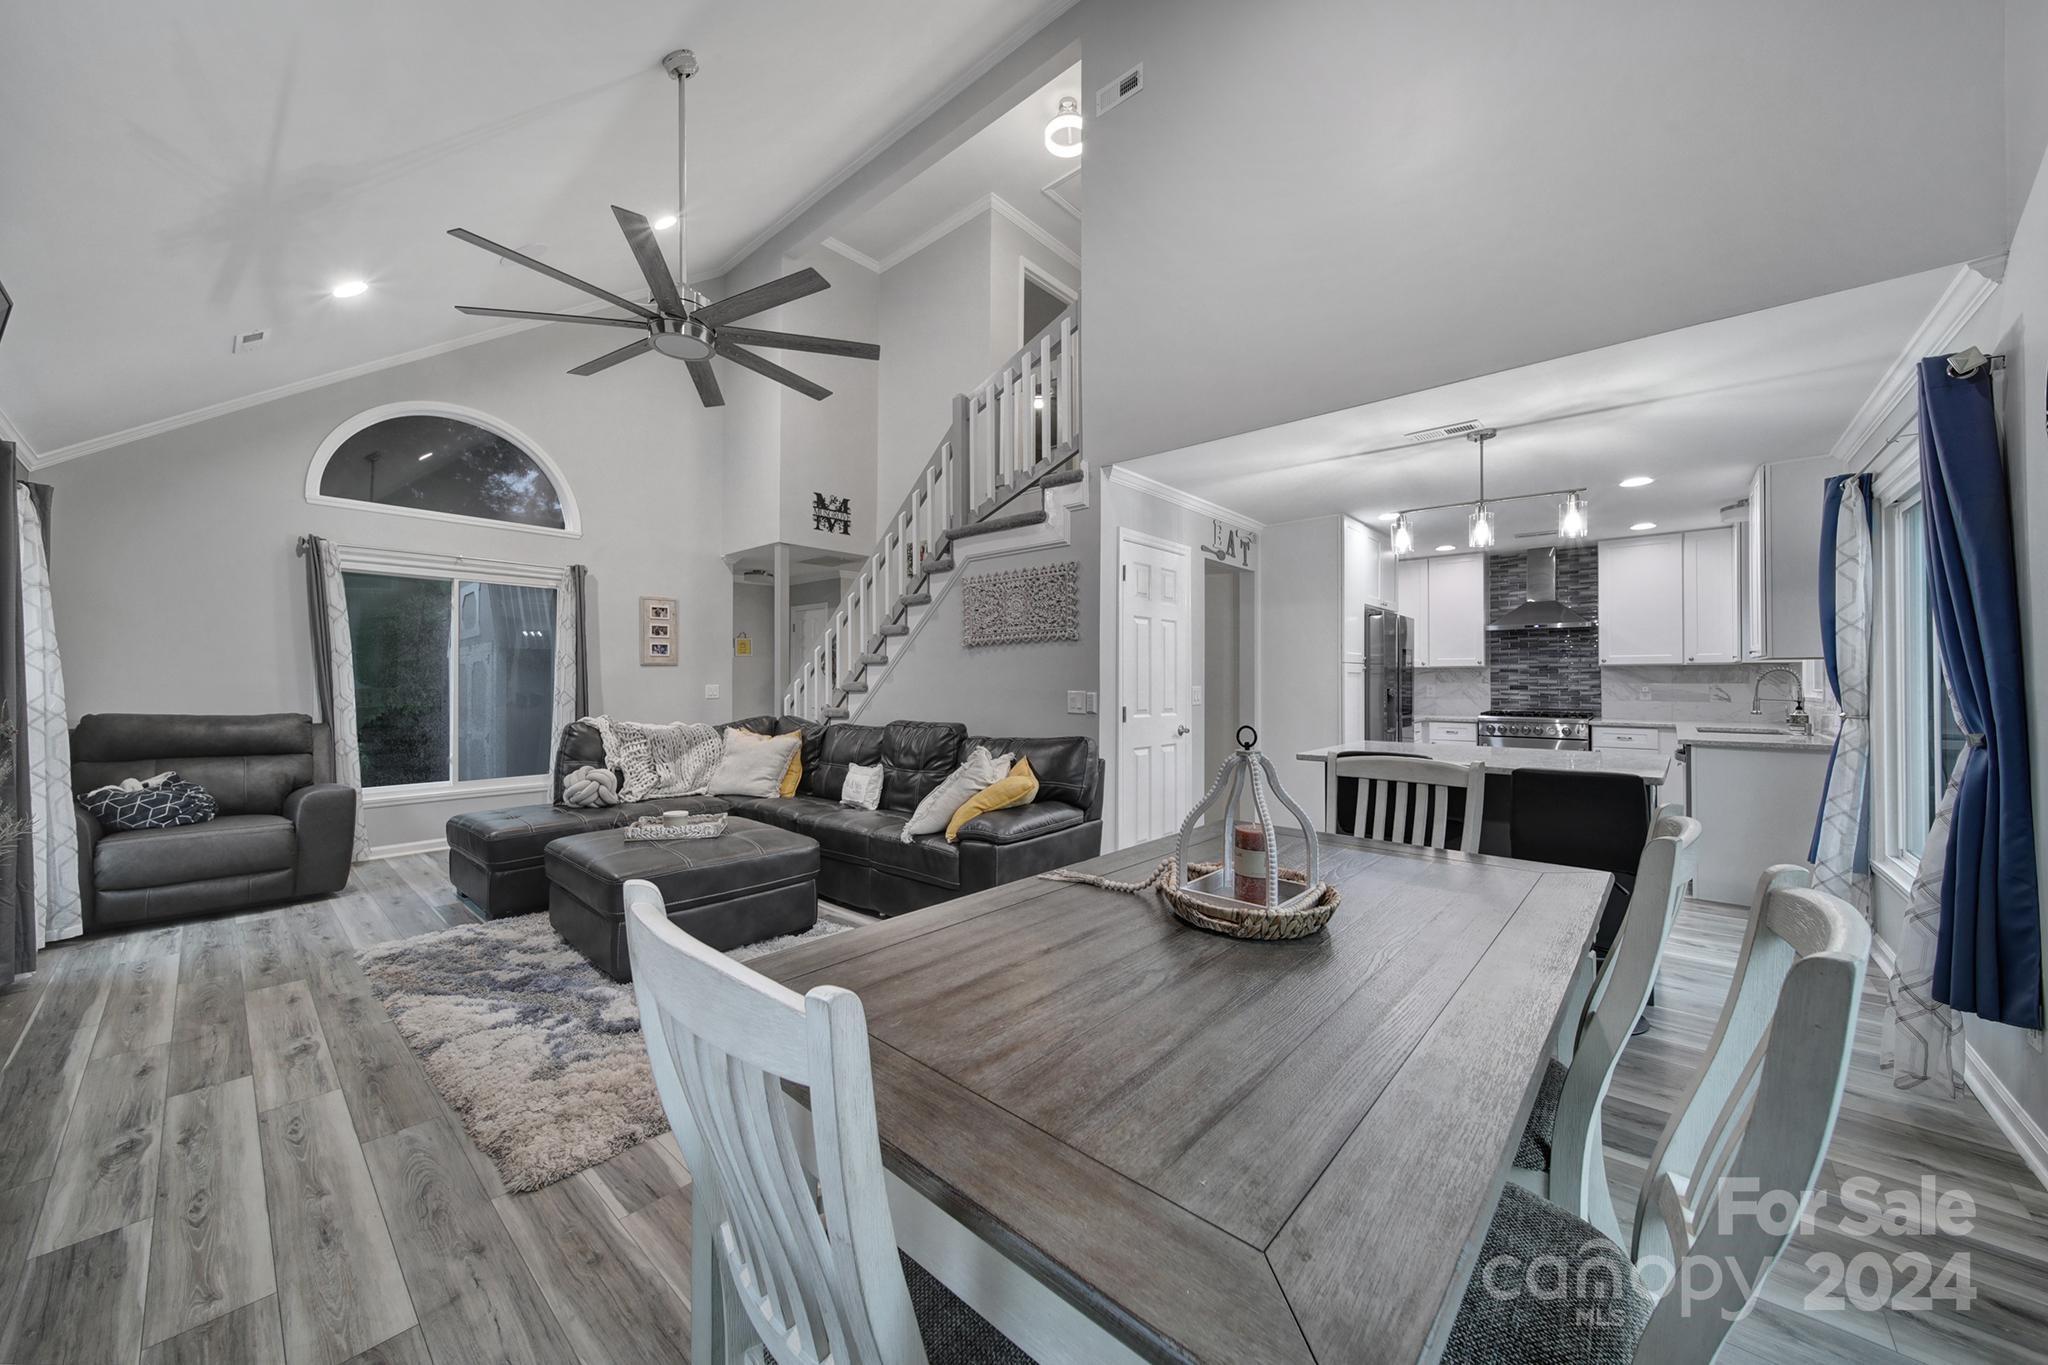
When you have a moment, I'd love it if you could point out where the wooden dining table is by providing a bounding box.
[753,827,1611,1364]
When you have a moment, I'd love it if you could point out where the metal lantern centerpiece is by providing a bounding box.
[1167,726,1339,939]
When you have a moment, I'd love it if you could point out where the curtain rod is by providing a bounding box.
[1946,347,2006,379]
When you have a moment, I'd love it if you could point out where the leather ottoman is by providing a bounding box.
[545,817,820,981]
[447,795,728,919]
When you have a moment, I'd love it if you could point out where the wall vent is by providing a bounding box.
[230,327,271,354]
[1403,420,1481,444]
[1097,63,1143,116]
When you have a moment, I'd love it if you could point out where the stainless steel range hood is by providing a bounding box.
[1488,548,1595,631]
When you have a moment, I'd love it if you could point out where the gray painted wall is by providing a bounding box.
[39,320,732,850]
[1074,0,2007,466]
[857,497,1101,743]
[876,212,995,521]
[732,578,842,718]
[777,244,881,552]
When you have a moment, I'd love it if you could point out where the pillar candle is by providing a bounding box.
[1234,822,1268,904]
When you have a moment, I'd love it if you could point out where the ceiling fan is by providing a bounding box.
[447,50,878,408]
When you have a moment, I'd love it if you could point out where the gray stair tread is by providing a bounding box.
[821,707,850,720]
[900,592,932,607]
[939,510,1049,543]
[877,624,908,637]
[859,653,888,666]
[838,680,869,694]
[1040,466,1085,488]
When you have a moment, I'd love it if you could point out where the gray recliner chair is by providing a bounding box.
[70,712,357,930]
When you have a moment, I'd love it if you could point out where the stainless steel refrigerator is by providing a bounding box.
[1360,610,1415,743]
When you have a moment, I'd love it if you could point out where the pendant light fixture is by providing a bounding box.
[1389,513,1414,555]
[1387,424,1588,555]
[1557,490,1590,539]
[1466,428,1496,549]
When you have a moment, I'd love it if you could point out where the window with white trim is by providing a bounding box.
[308,404,580,536]
[338,550,560,792]
[1878,469,1969,868]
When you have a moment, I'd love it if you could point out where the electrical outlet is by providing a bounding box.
[1066,690,1086,715]
[703,683,721,701]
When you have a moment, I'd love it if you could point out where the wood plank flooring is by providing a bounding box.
[0,855,2039,1363]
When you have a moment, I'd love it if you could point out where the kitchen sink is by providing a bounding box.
[1694,725,1798,735]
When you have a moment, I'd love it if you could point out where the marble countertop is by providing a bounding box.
[1296,741,1674,784]
[1675,723,1837,753]
[1414,714,1685,731]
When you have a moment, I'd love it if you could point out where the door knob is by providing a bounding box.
[1176,725,1191,736]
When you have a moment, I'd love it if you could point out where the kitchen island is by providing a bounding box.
[1295,740,1674,786]
[1676,724,1832,901]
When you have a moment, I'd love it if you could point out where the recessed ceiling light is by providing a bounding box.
[653,215,679,230]
[417,451,434,462]
[1619,476,1653,488]
[1435,544,1457,553]
[1630,521,1658,531]
[1033,395,1046,410]
[331,279,368,299]
[1376,512,1399,522]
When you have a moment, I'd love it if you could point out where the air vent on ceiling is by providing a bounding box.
[230,327,271,355]
[1403,419,1482,444]
[1097,63,1143,116]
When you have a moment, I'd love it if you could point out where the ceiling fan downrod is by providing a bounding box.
[661,48,697,295]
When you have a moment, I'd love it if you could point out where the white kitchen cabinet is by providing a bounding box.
[1424,720,1477,744]
[1598,534,1686,665]
[1396,559,1430,663]
[1745,457,1829,660]
[1426,553,1487,667]
[1590,724,1660,751]
[1342,516,1380,659]
[1683,525,1743,664]
[1686,742,1831,901]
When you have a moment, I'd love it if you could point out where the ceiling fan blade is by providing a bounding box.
[713,327,880,360]
[690,267,830,328]
[569,338,654,376]
[687,359,725,407]
[448,228,659,320]
[611,206,687,316]
[455,305,648,329]
[715,341,831,400]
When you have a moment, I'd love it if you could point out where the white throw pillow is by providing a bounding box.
[840,762,885,811]
[707,730,801,799]
[901,745,1013,841]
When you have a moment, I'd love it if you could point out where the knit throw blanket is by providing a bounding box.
[588,716,723,801]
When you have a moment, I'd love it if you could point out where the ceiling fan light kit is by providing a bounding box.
[448,49,879,408]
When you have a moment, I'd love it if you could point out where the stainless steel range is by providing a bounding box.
[1477,709,1594,751]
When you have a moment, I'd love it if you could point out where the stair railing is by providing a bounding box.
[784,305,1080,719]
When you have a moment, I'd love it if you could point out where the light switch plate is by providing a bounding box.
[1086,691,1099,713]
[1066,690,1086,714]
[1192,684,1205,706]
[703,683,721,700]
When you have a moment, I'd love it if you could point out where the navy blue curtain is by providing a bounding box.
[1917,356,2041,1031]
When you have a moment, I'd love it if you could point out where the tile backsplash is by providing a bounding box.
[1484,547,1602,712]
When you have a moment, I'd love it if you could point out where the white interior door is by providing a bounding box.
[1119,533,1195,847]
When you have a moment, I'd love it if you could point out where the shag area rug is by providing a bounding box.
[358,914,850,1192]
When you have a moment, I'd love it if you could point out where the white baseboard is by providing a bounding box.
[1965,1042,2048,1195]
[363,837,448,862]
[1872,926,2048,1193]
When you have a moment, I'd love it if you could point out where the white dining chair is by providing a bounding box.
[624,880,1033,1365]
[1508,808,1703,1240]
[1323,753,1485,853]
[1441,866,1870,1365]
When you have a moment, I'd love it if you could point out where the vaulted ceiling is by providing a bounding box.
[0,0,1063,459]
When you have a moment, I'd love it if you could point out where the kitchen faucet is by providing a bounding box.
[1751,666,1812,735]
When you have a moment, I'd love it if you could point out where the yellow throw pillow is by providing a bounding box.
[946,757,1038,842]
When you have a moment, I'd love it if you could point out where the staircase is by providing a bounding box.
[785,306,1082,721]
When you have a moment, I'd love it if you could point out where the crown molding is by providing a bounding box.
[873,195,997,272]
[818,237,882,273]
[0,402,35,467]
[989,193,1081,272]
[1828,259,2003,473]
[1104,463,1264,532]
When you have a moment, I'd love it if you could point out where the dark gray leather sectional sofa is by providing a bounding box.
[70,713,357,930]
[446,714,1104,919]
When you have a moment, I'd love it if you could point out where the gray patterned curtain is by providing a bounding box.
[2,452,34,983]
[549,564,590,771]
[17,483,79,945]
[301,535,369,860]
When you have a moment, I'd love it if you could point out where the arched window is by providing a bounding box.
[307,403,580,536]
